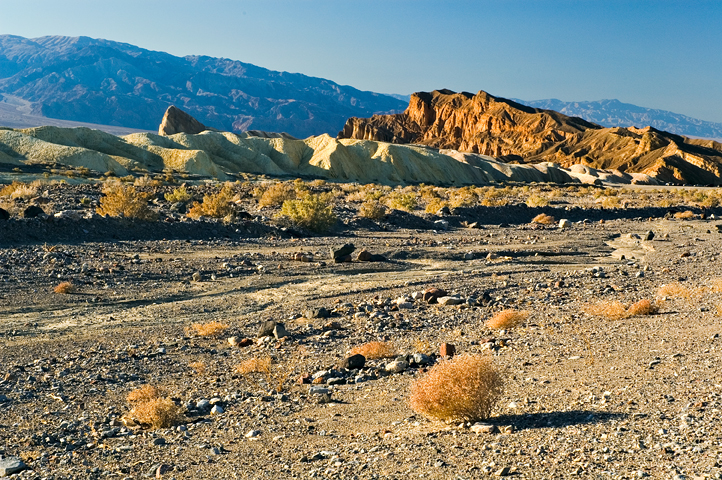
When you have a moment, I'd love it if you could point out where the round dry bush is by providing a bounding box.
[409,354,503,422]
[626,299,659,316]
[486,309,529,329]
[349,341,396,360]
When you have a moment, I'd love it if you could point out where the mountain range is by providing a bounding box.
[514,98,722,140]
[0,35,406,138]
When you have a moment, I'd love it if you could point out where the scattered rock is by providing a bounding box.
[245,430,261,438]
[411,353,432,365]
[384,360,408,374]
[494,466,511,477]
[422,287,447,304]
[436,295,464,306]
[22,205,45,218]
[258,320,277,337]
[434,219,449,230]
[0,208,8,220]
[470,423,497,434]
[340,354,366,370]
[356,249,373,261]
[559,218,570,229]
[643,231,655,241]
[331,243,355,262]
[305,307,331,319]
[273,323,289,339]
[440,343,456,358]
[227,336,239,347]
[211,405,224,415]
[192,271,202,282]
[0,456,27,476]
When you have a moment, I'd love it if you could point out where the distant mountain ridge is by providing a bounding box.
[0,35,406,138]
[513,98,722,140]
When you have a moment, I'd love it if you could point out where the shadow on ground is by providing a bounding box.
[492,410,626,430]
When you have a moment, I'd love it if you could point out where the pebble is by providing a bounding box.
[211,405,224,415]
[470,423,496,434]
[245,430,260,438]
[384,360,408,374]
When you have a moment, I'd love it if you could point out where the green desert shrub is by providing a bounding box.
[164,185,192,203]
[279,193,336,232]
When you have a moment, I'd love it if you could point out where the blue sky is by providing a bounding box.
[2,0,721,122]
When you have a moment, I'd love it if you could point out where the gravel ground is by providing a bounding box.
[1,185,722,480]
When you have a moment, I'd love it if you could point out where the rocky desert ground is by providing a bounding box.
[1,180,722,480]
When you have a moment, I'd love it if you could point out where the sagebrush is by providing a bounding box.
[486,309,529,329]
[187,185,235,219]
[350,341,396,360]
[126,385,184,429]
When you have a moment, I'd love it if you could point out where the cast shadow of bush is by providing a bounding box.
[492,410,626,431]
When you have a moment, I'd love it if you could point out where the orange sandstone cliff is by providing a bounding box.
[338,89,722,185]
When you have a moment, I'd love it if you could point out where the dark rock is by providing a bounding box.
[440,343,456,358]
[340,354,366,370]
[334,254,353,263]
[643,230,655,241]
[356,249,373,261]
[423,287,447,304]
[305,307,331,319]
[331,243,355,261]
[273,323,289,339]
[436,206,451,216]
[159,105,208,135]
[0,456,26,476]
[22,205,45,218]
[0,208,9,220]
[258,320,277,337]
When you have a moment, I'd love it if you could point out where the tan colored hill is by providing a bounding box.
[0,125,656,186]
[338,89,722,185]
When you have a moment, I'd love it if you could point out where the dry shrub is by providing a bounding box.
[279,193,336,233]
[657,283,696,299]
[448,187,477,208]
[126,385,184,429]
[53,281,75,294]
[188,321,229,337]
[531,213,556,225]
[97,181,158,221]
[358,200,386,220]
[350,341,396,359]
[235,356,292,393]
[674,210,695,219]
[235,357,272,375]
[385,192,418,212]
[0,181,37,200]
[584,299,659,319]
[626,299,659,316]
[164,185,192,203]
[259,182,296,207]
[409,354,503,422]
[187,185,235,219]
[188,361,206,375]
[425,197,449,214]
[584,301,628,320]
[486,309,529,329]
[526,194,549,207]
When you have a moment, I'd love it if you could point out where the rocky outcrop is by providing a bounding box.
[158,106,208,135]
[338,90,722,185]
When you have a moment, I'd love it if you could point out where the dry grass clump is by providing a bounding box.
[187,185,235,219]
[258,182,296,207]
[409,354,503,422]
[657,283,696,299]
[164,185,192,203]
[188,361,206,375]
[531,213,556,225]
[126,385,184,429]
[96,181,158,221]
[584,299,659,319]
[53,281,75,294]
[425,197,449,214]
[626,299,660,316]
[350,341,396,359]
[235,357,272,375]
[448,187,477,208]
[0,181,38,199]
[279,192,336,232]
[486,309,529,329]
[358,200,386,220]
[674,210,695,219]
[187,321,229,337]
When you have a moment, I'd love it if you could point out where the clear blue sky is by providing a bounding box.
[2,0,721,122]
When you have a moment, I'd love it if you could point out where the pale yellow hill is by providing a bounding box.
[0,126,658,186]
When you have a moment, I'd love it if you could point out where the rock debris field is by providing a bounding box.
[1,186,722,480]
